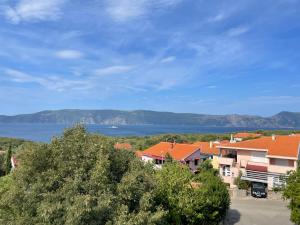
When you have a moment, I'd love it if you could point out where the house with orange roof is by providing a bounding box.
[114,142,133,151]
[141,142,210,171]
[217,135,300,190]
[193,140,229,169]
[233,132,262,142]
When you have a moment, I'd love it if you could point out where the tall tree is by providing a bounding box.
[283,161,300,224]
[5,145,12,175]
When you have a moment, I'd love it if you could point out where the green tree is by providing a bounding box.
[234,171,250,190]
[197,159,218,175]
[0,126,166,225]
[5,146,12,175]
[155,161,229,225]
[283,161,300,224]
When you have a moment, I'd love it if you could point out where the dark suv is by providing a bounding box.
[251,182,267,198]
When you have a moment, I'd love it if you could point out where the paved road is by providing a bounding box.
[224,198,293,225]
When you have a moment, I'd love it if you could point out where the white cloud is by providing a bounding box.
[105,0,182,22]
[94,65,134,76]
[5,69,90,92]
[227,26,250,37]
[208,13,226,22]
[4,0,66,24]
[160,56,176,63]
[55,50,83,59]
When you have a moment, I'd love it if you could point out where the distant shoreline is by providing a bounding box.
[0,123,299,143]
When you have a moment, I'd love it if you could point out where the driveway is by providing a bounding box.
[224,198,293,225]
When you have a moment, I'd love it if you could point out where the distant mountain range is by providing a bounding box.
[0,110,300,128]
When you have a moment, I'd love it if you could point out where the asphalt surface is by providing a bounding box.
[224,198,293,225]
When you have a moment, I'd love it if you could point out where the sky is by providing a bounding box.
[0,0,300,116]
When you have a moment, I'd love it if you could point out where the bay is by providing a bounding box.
[0,123,292,142]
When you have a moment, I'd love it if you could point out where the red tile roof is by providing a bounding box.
[142,142,200,161]
[193,141,220,155]
[233,132,262,139]
[219,135,300,158]
[114,143,132,150]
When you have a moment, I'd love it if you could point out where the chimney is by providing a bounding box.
[230,134,234,143]
[210,141,213,148]
[272,134,276,141]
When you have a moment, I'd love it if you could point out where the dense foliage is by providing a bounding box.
[0,137,30,150]
[234,171,250,190]
[155,161,230,225]
[0,126,230,225]
[0,126,166,225]
[0,138,33,176]
[283,161,300,224]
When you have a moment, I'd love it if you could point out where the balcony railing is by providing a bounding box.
[242,170,268,183]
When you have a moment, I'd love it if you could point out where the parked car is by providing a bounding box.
[251,182,267,198]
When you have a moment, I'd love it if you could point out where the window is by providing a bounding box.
[222,165,231,176]
[194,159,199,166]
[186,160,190,165]
[155,159,164,165]
[270,158,290,167]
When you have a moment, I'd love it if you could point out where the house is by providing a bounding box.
[217,135,300,190]
[232,132,262,142]
[141,142,210,171]
[193,140,229,169]
[114,142,133,151]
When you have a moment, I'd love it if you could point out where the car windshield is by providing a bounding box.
[252,183,265,189]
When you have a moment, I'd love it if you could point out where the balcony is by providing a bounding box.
[218,157,235,166]
[242,170,268,183]
[241,162,268,183]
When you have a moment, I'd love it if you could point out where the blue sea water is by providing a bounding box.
[0,123,293,143]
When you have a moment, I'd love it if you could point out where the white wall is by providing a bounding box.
[141,155,154,163]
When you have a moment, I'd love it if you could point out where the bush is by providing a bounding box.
[234,171,250,190]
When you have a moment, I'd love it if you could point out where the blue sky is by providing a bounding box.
[0,0,300,116]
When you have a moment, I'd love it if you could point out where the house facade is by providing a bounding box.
[194,141,229,169]
[217,135,300,190]
[141,142,210,171]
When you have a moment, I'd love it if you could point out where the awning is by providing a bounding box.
[246,164,267,172]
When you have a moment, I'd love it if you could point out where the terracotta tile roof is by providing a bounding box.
[142,142,200,161]
[193,141,220,155]
[233,132,262,139]
[114,142,132,150]
[219,135,300,158]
